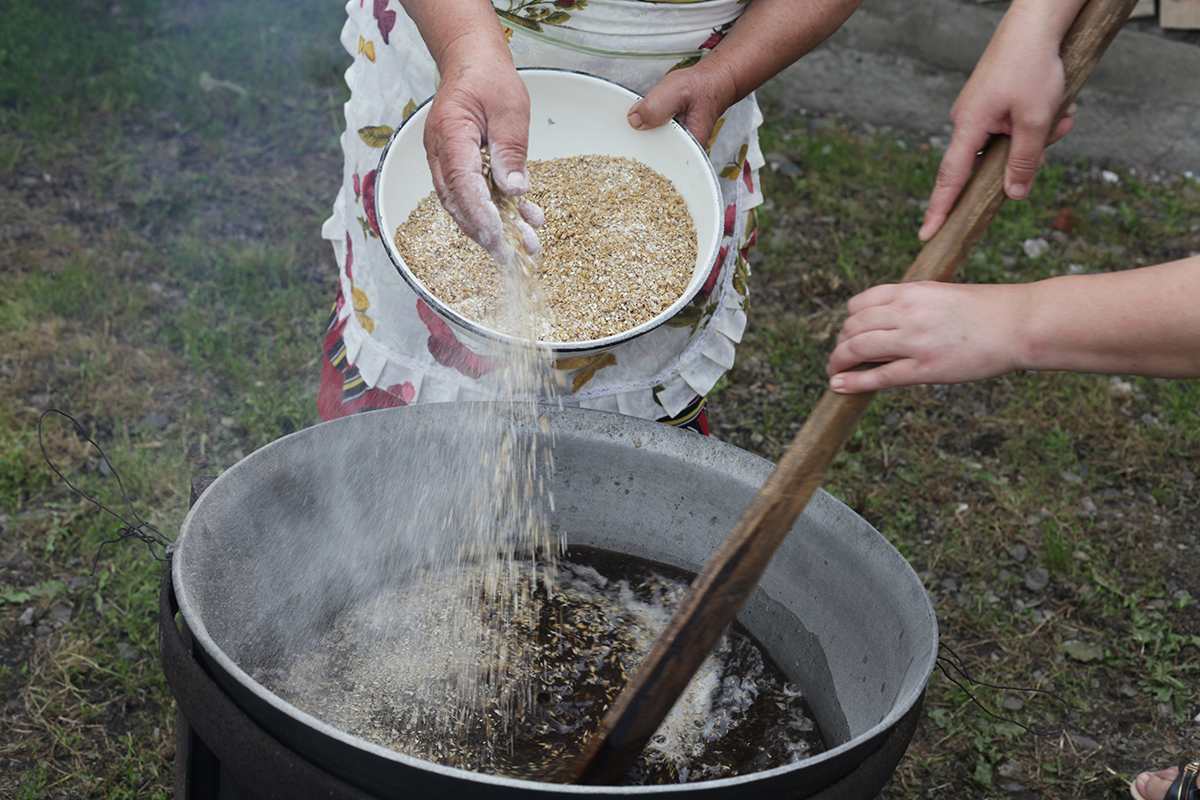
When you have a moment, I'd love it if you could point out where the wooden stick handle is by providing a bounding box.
[569,0,1139,785]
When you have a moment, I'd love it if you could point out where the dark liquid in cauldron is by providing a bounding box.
[261,546,826,784]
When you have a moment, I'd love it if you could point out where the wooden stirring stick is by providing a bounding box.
[568,0,1140,784]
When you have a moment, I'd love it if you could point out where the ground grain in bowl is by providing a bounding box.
[396,154,698,342]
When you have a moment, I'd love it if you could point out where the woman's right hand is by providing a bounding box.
[416,16,542,264]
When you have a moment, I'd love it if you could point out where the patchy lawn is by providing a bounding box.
[1,2,1197,798]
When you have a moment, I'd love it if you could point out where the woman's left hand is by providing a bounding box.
[625,0,862,145]
[626,61,737,147]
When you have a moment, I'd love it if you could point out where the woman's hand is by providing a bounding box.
[918,0,1085,242]
[826,282,1026,393]
[626,0,862,146]
[403,2,542,264]
[627,59,737,148]
[423,60,543,264]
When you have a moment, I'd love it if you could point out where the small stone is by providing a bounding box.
[1118,683,1138,698]
[1001,696,1025,711]
[1023,237,1050,259]
[116,642,140,661]
[51,604,73,623]
[1024,567,1050,592]
[1010,544,1028,562]
[1070,733,1102,752]
[1001,783,1026,793]
[68,575,88,592]
[97,457,115,478]
[765,152,805,179]
[139,412,170,431]
[1062,640,1104,662]
[18,607,37,627]
[1109,377,1134,398]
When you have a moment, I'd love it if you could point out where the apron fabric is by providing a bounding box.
[319,0,764,423]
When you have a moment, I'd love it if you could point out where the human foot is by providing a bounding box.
[1130,761,1199,800]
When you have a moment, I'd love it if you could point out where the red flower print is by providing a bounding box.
[742,160,754,193]
[385,382,416,404]
[361,169,380,238]
[416,300,507,379]
[554,0,578,6]
[699,32,725,50]
[374,0,396,45]
[743,226,758,254]
[344,232,354,278]
[353,172,362,202]
[723,202,736,236]
[701,249,726,298]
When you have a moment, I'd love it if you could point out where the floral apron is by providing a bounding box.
[319,0,764,426]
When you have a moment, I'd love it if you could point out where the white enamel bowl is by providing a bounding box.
[375,68,723,359]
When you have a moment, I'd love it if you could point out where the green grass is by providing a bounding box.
[1,0,348,167]
[0,0,169,134]
[2,4,1198,796]
[0,3,344,794]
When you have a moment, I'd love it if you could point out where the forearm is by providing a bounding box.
[1001,0,1089,46]
[698,0,863,106]
[398,0,511,70]
[1015,257,1200,378]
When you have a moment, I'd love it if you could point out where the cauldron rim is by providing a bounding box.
[172,403,938,795]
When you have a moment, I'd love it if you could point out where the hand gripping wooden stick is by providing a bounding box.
[568,0,1140,785]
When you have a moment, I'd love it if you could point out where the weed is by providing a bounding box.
[0,415,53,513]
[1040,521,1073,574]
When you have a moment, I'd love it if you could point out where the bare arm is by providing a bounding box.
[628,0,864,145]
[919,0,1087,241]
[826,257,1200,393]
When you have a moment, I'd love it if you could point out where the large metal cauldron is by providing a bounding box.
[168,403,937,798]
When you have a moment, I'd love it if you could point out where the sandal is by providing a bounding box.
[1131,761,1200,800]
